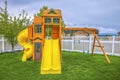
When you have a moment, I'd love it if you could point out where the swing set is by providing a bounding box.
[63,27,110,63]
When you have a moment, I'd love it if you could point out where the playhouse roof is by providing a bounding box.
[42,9,62,17]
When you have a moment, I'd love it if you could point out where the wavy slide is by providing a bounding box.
[17,28,33,62]
[41,39,61,74]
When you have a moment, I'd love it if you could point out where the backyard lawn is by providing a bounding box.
[0,51,120,80]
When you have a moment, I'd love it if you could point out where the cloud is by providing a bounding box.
[89,26,116,34]
[0,0,120,34]
[8,0,40,6]
[97,27,118,34]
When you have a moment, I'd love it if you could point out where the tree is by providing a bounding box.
[0,1,9,35]
[34,6,48,16]
[118,32,120,36]
[62,21,66,28]
[62,21,66,33]
[0,1,31,52]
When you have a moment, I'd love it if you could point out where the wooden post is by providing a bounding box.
[91,33,96,55]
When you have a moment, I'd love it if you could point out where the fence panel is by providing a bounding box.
[0,37,22,53]
[62,36,120,56]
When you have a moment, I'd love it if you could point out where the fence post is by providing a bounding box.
[2,37,5,52]
[89,36,92,53]
[112,36,115,55]
[71,36,74,51]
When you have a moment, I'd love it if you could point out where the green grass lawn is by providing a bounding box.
[0,51,120,80]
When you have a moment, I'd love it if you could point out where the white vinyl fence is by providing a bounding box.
[0,37,22,53]
[0,36,120,56]
[62,36,120,56]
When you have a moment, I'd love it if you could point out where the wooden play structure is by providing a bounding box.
[18,9,62,74]
[18,8,110,74]
[27,9,62,74]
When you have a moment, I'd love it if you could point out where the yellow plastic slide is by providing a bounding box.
[17,28,33,62]
[41,39,61,74]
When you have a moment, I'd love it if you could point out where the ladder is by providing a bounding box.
[92,32,110,63]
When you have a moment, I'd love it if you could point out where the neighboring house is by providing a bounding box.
[73,31,92,36]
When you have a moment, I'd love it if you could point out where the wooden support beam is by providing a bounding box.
[92,33,96,55]
[63,27,98,35]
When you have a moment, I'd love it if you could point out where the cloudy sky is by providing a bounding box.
[0,0,120,34]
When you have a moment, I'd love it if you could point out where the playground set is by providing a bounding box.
[17,9,110,74]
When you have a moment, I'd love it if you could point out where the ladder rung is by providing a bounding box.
[94,45,104,48]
